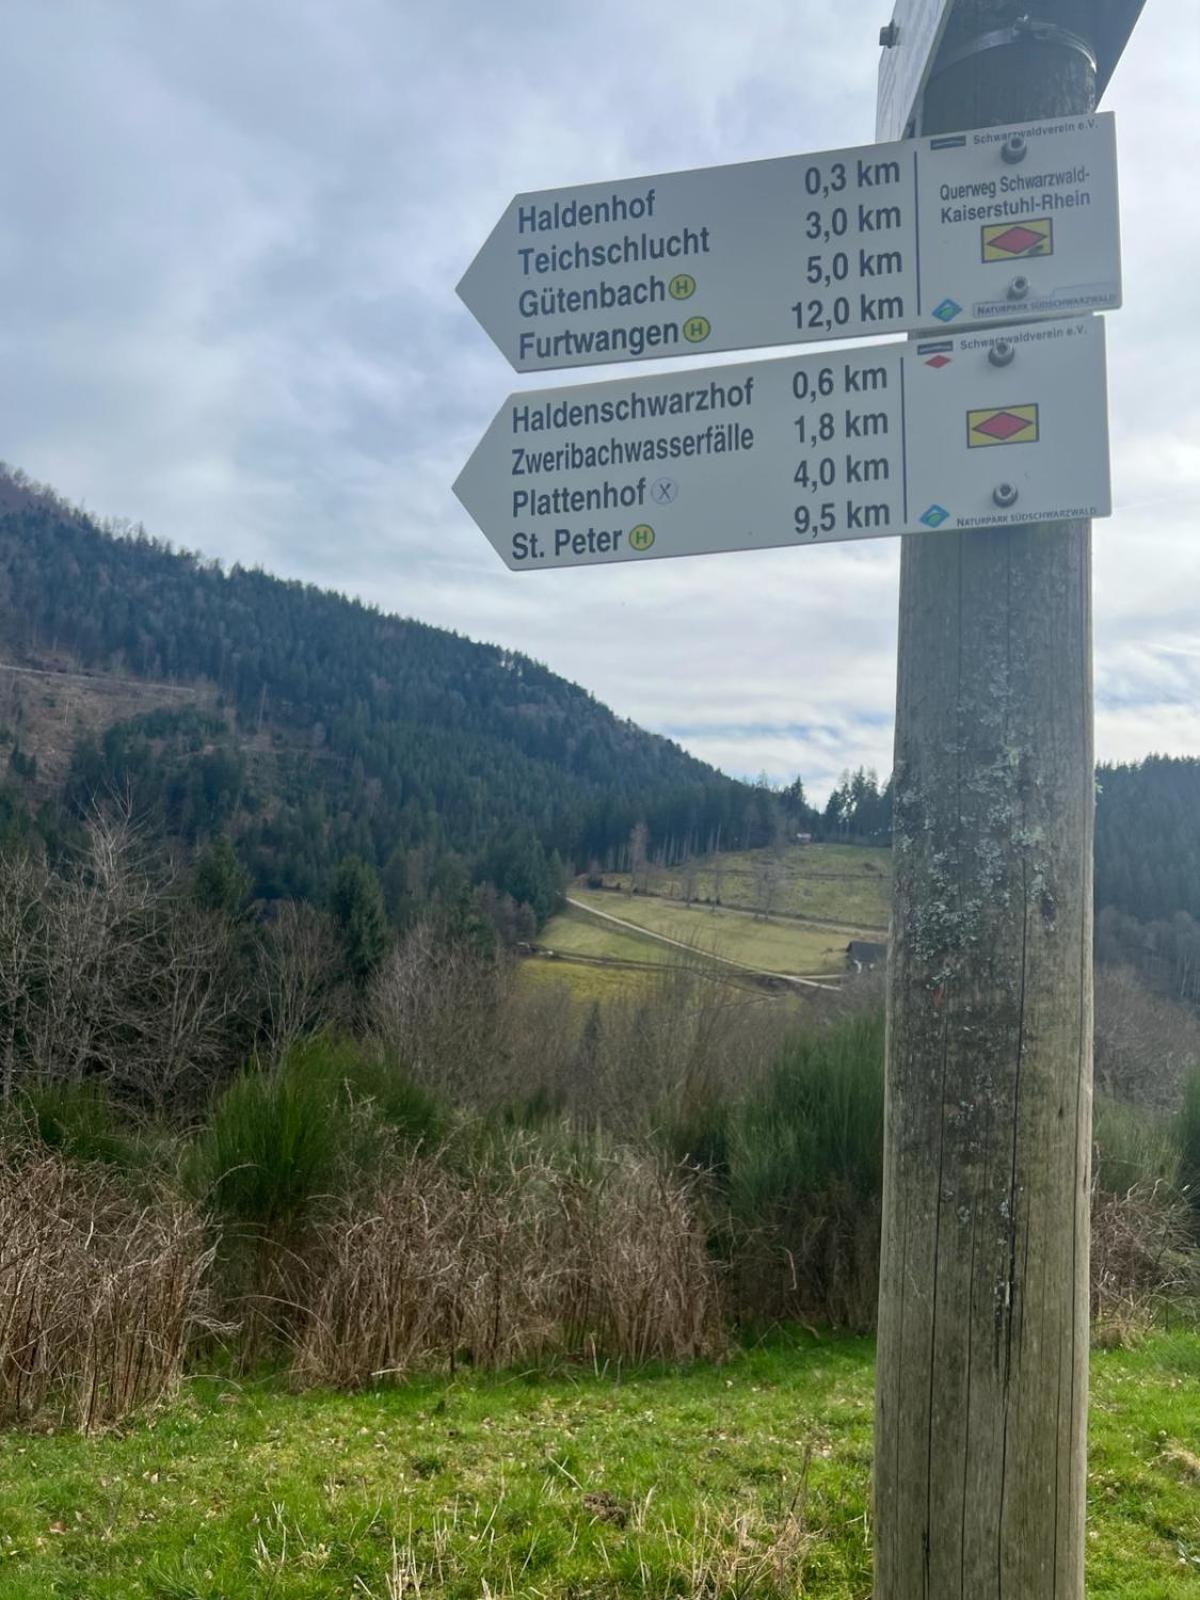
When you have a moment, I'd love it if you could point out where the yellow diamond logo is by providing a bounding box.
[981,218,1053,261]
[967,404,1039,448]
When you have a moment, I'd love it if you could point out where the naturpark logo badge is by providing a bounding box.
[967,404,1040,448]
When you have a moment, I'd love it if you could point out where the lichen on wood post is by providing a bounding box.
[873,3,1097,1595]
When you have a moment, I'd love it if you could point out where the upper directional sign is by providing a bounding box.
[454,316,1110,571]
[458,114,1119,373]
[877,1,1149,142]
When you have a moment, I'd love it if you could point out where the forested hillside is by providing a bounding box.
[0,467,1195,942]
[0,468,770,925]
[1094,755,1200,1006]
[1096,756,1200,922]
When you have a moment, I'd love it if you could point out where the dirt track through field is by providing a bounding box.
[563,897,841,991]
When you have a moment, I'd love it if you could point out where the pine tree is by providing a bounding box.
[192,835,250,916]
[329,856,388,982]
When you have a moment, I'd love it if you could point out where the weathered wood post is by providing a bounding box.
[874,3,1097,1594]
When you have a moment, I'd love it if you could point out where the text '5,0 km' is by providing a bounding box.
[458,114,1119,373]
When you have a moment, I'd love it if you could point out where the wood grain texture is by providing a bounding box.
[874,5,1097,1594]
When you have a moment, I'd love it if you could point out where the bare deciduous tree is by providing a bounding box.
[259,901,347,1057]
[679,857,698,905]
[628,821,649,895]
[0,850,49,1102]
[1094,963,1200,1115]
[369,919,511,1101]
[1,809,251,1110]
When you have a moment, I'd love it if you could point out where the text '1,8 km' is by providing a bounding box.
[453,317,1110,570]
[458,114,1120,372]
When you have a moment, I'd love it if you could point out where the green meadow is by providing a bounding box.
[2,1332,1197,1598]
[602,844,891,931]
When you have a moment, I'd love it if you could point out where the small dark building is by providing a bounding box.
[846,939,887,972]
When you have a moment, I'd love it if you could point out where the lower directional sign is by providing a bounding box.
[454,316,1110,571]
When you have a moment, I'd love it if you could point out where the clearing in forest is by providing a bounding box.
[602,842,891,930]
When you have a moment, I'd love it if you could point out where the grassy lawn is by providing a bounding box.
[567,889,856,977]
[514,953,659,1005]
[603,845,890,932]
[1,1333,1197,1598]
[538,907,679,967]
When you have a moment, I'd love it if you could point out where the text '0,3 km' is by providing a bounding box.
[452,316,1111,571]
[457,114,1120,373]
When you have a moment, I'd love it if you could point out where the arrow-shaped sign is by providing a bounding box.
[454,316,1110,571]
[458,114,1119,374]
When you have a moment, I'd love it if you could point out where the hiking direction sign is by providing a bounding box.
[453,315,1110,571]
[458,113,1120,373]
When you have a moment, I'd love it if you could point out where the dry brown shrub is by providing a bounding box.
[558,1149,724,1364]
[293,1142,723,1388]
[293,1152,560,1386]
[0,1154,214,1429]
[1089,1178,1199,1343]
[1095,964,1200,1115]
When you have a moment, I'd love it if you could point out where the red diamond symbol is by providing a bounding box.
[925,354,951,368]
[974,410,1033,441]
[989,224,1046,256]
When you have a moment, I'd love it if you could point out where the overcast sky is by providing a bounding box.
[2,0,1197,798]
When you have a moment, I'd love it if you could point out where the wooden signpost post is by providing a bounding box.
[457,3,1148,1592]
[874,4,1145,1595]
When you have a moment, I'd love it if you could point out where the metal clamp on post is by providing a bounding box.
[928,14,1098,83]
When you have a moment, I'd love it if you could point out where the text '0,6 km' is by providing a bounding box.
[457,114,1120,373]
[452,315,1110,571]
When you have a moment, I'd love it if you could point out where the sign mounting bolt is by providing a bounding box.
[879,21,900,47]
[1001,134,1028,165]
[988,341,1016,368]
[1007,275,1031,301]
[993,482,1019,509]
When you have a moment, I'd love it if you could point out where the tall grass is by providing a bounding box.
[723,1015,884,1329]
[1093,1094,1182,1196]
[2,1080,134,1168]
[294,1138,723,1387]
[1,952,1197,1413]
[191,1060,341,1240]
[189,1035,444,1240]
[1179,1066,1200,1209]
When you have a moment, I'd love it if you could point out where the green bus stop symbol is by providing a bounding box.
[669,273,696,300]
[629,524,656,553]
[683,315,711,343]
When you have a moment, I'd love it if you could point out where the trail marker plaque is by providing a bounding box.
[454,315,1110,571]
[458,114,1120,373]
